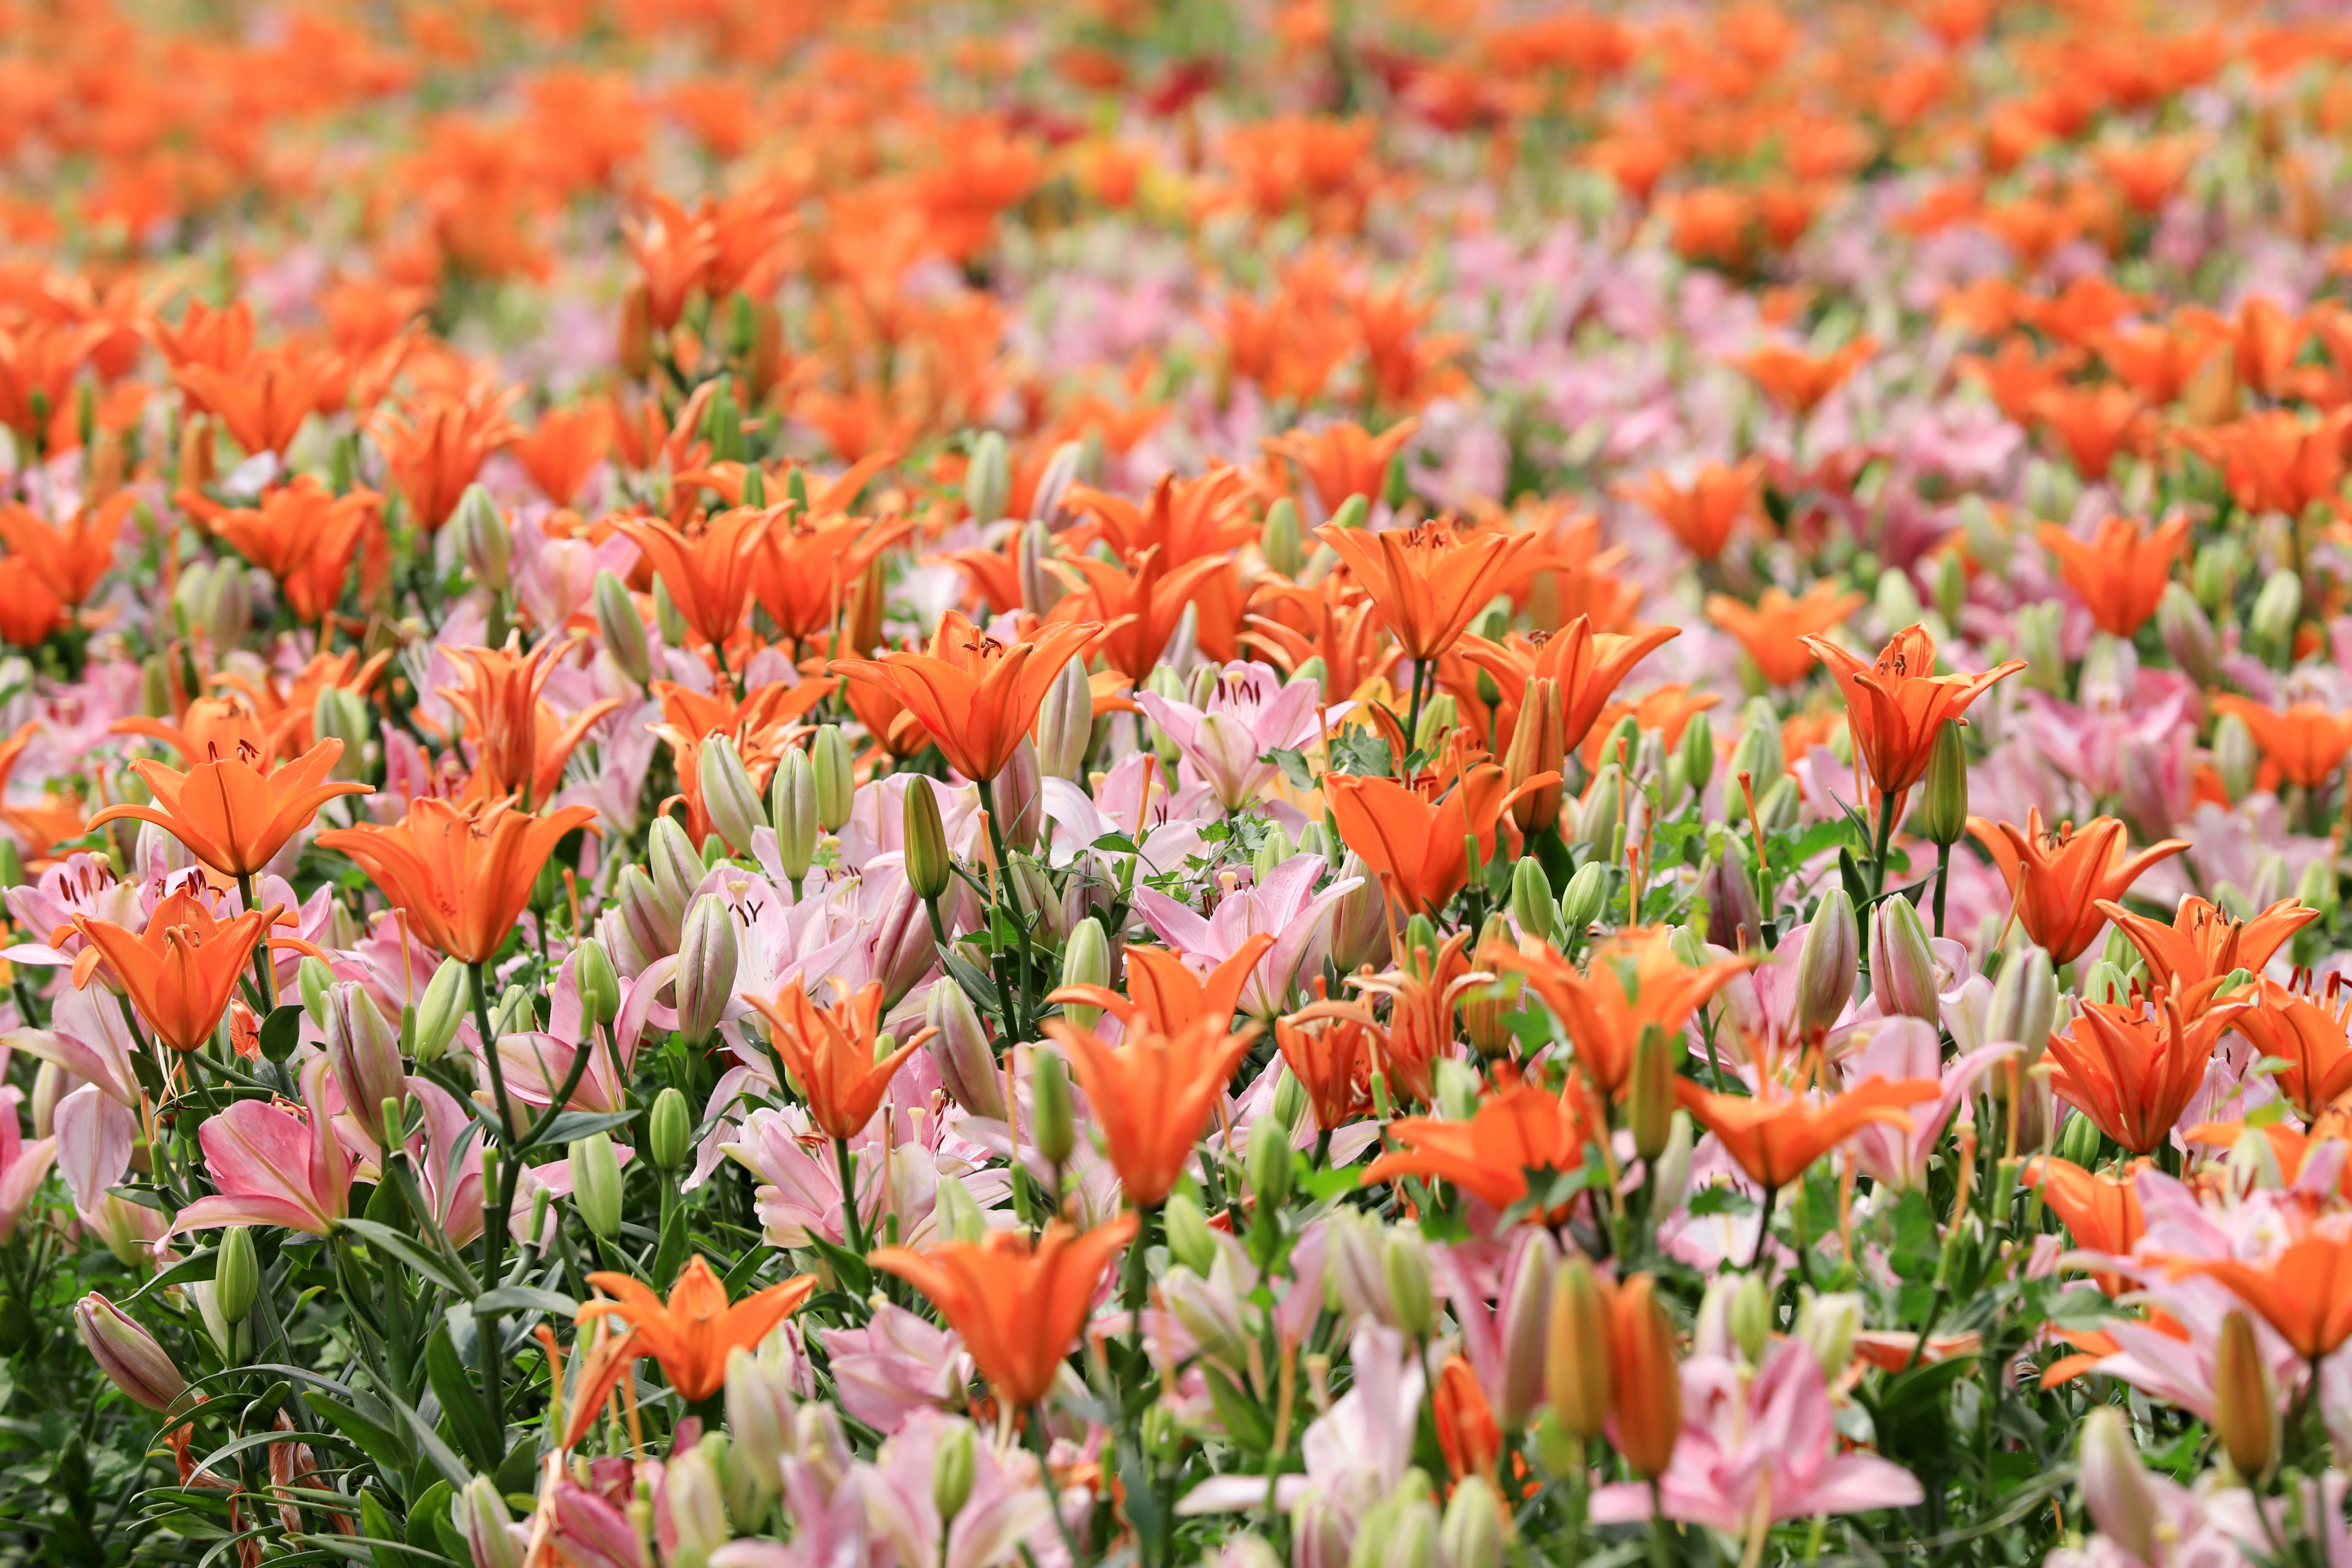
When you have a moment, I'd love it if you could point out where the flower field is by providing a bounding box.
[3,0,2352,1564]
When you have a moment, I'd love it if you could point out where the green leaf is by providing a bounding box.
[474,1285,577,1319]
[526,1110,636,1147]
[121,1244,218,1304]
[303,1390,411,1480]
[259,1003,305,1064]
[407,1479,454,1553]
[1202,1365,1274,1455]
[651,1199,689,1288]
[424,1325,505,1473]
[1266,747,1320,791]
[340,1217,480,1300]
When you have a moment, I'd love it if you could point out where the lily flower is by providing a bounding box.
[1705,583,1867,687]
[610,506,772,652]
[2208,696,2352,791]
[2095,895,2316,990]
[1625,460,1762,561]
[577,1254,816,1403]
[871,1216,1140,1408]
[1502,928,1747,1098]
[831,610,1101,784]
[1327,744,1549,917]
[2045,980,2251,1155]
[183,479,379,627]
[89,703,369,879]
[1132,660,1327,814]
[1459,616,1679,754]
[1676,1073,1940,1191]
[748,978,932,1142]
[1315,518,1534,664]
[167,1057,350,1237]
[2038,515,2190,639]
[70,887,284,1053]
[437,637,621,809]
[0,492,133,609]
[1132,857,1362,1021]
[1043,1010,1260,1207]
[318,797,601,964]
[1801,624,2023,805]
[0,1086,56,1245]
[1967,809,2189,965]
[1364,1067,1606,1218]
[2022,1155,2147,1295]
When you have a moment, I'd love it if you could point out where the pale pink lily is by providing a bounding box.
[14,983,143,1106]
[170,1058,351,1238]
[1838,1017,2018,1189]
[854,1411,1059,1568]
[1592,1340,1924,1533]
[490,951,678,1113]
[1132,854,1363,1020]
[54,1083,160,1261]
[1179,1321,1423,1529]
[1133,660,1330,814]
[0,1086,54,1244]
[820,1301,973,1434]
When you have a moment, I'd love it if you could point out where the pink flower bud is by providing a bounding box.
[74,1293,185,1413]
[326,982,406,1147]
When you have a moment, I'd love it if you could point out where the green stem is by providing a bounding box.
[235,872,277,1010]
[972,776,1029,1039]
[1933,840,1952,938]
[1867,790,1898,905]
[835,1136,865,1254]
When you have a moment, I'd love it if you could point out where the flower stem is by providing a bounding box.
[835,1135,866,1254]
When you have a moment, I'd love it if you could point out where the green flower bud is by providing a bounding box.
[1261,497,1304,578]
[453,484,511,594]
[1727,712,1783,792]
[2081,959,2130,1005]
[456,1474,524,1568]
[2250,567,2303,666]
[326,982,405,1147]
[648,1086,692,1172]
[1627,1024,1675,1162]
[2192,539,2239,614]
[2155,583,2222,689]
[932,1417,977,1523]
[1246,1115,1292,1208]
[1252,824,1296,886]
[1035,657,1094,782]
[1383,1229,1435,1336]
[2297,858,2338,921]
[1727,1274,1771,1364]
[1652,1110,1695,1210]
[675,894,738,1043]
[648,814,703,917]
[1571,764,1621,851]
[1916,718,1969,846]
[1756,774,1802,833]
[2058,1107,2102,1168]
[1795,888,1858,1035]
[2015,600,2064,693]
[1165,1191,1216,1274]
[1510,857,1554,946]
[1558,861,1607,940]
[701,377,746,464]
[1433,1056,1482,1121]
[1870,894,1942,1022]
[311,685,371,781]
[1412,693,1458,753]
[1438,1477,1503,1568]
[413,956,467,1064]
[576,937,621,1026]
[652,573,690,648]
[1031,1047,1075,1167]
[214,1226,258,1326]
[1328,494,1370,531]
[1008,852,1065,946]
[593,569,653,685]
[1933,551,1967,625]
[700,734,766,856]
[1271,1063,1309,1137]
[297,955,336,1026]
[934,1173,988,1242]
[811,725,854,834]
[1291,655,1328,692]
[2214,712,2258,803]
[1986,943,2057,1048]
[665,1438,730,1568]
[569,1132,623,1239]
[769,748,818,887]
[723,1347,792,1512]
[965,431,1010,524]
[903,776,951,903]
[617,864,680,963]
[1059,917,1110,1031]
[1794,1290,1862,1381]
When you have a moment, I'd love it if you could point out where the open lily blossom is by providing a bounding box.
[5,3,2352,1565]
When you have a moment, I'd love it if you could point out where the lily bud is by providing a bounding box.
[648,1085,692,1172]
[313,686,371,781]
[593,570,653,685]
[1262,497,1304,578]
[575,937,621,1026]
[1986,943,2056,1047]
[1558,861,1607,940]
[996,738,1043,852]
[619,864,682,962]
[1719,1274,1770,1364]
[295,954,335,1026]
[2214,712,2258,803]
[1385,1229,1436,1336]
[2078,1407,2158,1564]
[1870,896,1941,1022]
[1031,1047,1075,1167]
[965,431,1010,523]
[453,485,511,593]
[2015,600,2064,693]
[2081,959,2130,1005]
[1794,1290,1862,1380]
[1510,857,1554,946]
[1036,658,1094,783]
[2250,566,2302,665]
[903,777,951,903]
[75,1293,185,1412]
[725,1347,795,1506]
[1727,715,1782,793]
[1677,710,1714,802]
[1460,914,1515,1058]
[1627,1024,1675,1162]
[1755,774,1802,833]
[1544,1254,1611,1439]
[1252,824,1297,886]
[675,894,738,1043]
[413,956,467,1064]
[700,735,766,857]
[1030,440,1083,524]
[1165,1191,1216,1275]
[1610,1274,1681,1479]
[927,981,1003,1118]
[2155,582,2222,689]
[648,814,703,918]
[1917,719,1969,846]
[1351,1480,1439,1568]
[1328,493,1370,531]
[1272,1063,1309,1135]
[1503,678,1565,833]
[1571,765,1620,852]
[195,561,252,656]
[215,1226,258,1325]
[1059,917,1110,1031]
[1412,693,1458,754]
[1326,1210,1393,1324]
[1017,520,1057,620]
[457,1474,525,1568]
[1700,840,1763,953]
[327,982,406,1147]
[771,748,818,889]
[803,725,854,835]
[1651,1110,1695,1210]
[1008,852,1065,945]
[2212,1310,2277,1481]
[568,1131,623,1239]
[652,573,690,648]
[665,1439,730,1568]
[1438,1476,1503,1568]
[932,1418,978,1525]
[1795,889,1859,1035]
[1495,1229,1557,1429]
[1329,853,1392,973]
[1246,1116,1292,1208]
[935,1174,988,1242]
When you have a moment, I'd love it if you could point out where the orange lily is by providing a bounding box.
[2045,980,2251,1154]
[749,508,914,652]
[1048,545,1227,686]
[611,507,772,652]
[366,385,522,532]
[1244,577,1402,701]
[2095,895,2317,990]
[1364,1067,1606,1214]
[1705,583,1867,686]
[1459,617,1680,754]
[2021,1155,2147,1294]
[747,979,933,1142]
[177,346,335,458]
[1624,460,1762,561]
[316,797,601,964]
[1675,1075,1940,1189]
[1501,928,1748,1098]
[871,1216,1139,1408]
[2226,979,2352,1125]
[2208,697,2352,790]
[438,639,622,809]
[830,610,1101,783]
[1264,418,1418,518]
[576,1255,815,1403]
[185,479,381,627]
[512,401,612,509]
[1052,938,1274,1038]
[1967,810,2189,965]
[0,560,62,648]
[1274,1005,1377,1132]
[2032,383,2147,482]
[70,887,282,1053]
[0,492,133,608]
[2037,515,2190,638]
[1738,337,1875,416]
[1316,519,1535,664]
[213,652,393,764]
[2169,1227,2352,1361]
[2180,409,2350,520]
[1065,469,1256,662]
[89,705,367,880]
[1432,1356,1502,1482]
[1326,749,1536,917]
[1044,1011,1261,1207]
[1803,625,2025,802]
[648,677,837,844]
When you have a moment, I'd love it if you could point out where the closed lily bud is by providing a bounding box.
[1413,693,1458,755]
[927,981,1003,1118]
[2212,1310,2277,1481]
[1504,678,1565,832]
[1701,840,1763,952]
[1544,1254,1611,1439]
[297,954,336,1025]
[807,725,853,834]
[1558,861,1607,940]
[1625,1024,1675,1161]
[648,1085,692,1172]
[1246,1115,1292,1207]
[665,1439,730,1568]
[725,1347,795,1508]
[1724,1274,1771,1365]
[1609,1274,1681,1479]
[1031,1047,1075,1167]
[593,570,653,685]
[648,815,703,919]
[215,1226,258,1325]
[903,777,951,903]
[1795,889,1859,1035]
[1017,520,1057,620]
[700,735,766,856]
[2226,1126,2283,1194]
[2078,1406,2158,1565]
[1460,913,1515,1057]
[1329,853,1391,973]
[996,738,1043,852]
[1351,1479,1439,1568]
[569,1132,623,1239]
[28,1061,60,1140]
[1059,917,1110,1031]
[1917,719,1969,846]
[2214,712,2258,803]
[1727,715,1782,793]
[932,1417,978,1524]
[2298,858,2339,922]
[771,748,818,888]
[652,574,690,648]
[1030,440,1083,525]
[1496,1229,1557,1428]
[619,864,682,961]
[1008,852,1065,944]
[75,1293,185,1412]
[1510,857,1554,945]
[934,1174,987,1242]
[1755,773,1802,833]
[1677,711,1714,801]
[1986,943,2056,1047]
[676,894,738,1042]
[1035,657,1094,782]
[576,937,621,1026]
[453,484,512,593]
[2015,600,2064,693]
[458,1473,525,1568]
[1794,1290,1862,1380]
[2155,582,2222,689]
[413,956,467,1064]
[1438,1476,1503,1568]
[2081,959,2130,1005]
[1572,765,1621,852]
[1651,1110,1695,1210]
[1253,824,1297,886]
[312,686,371,781]
[965,431,1010,523]
[1385,1229,1436,1336]
[1165,1191,1216,1275]
[327,982,406,1147]
[1262,497,1304,578]
[2250,566,2302,665]
[1870,896,1941,1022]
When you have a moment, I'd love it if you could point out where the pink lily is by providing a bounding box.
[169,1058,350,1238]
[0,1086,55,1244]
[1133,660,1328,814]
[820,1301,973,1434]
[1132,854,1363,1020]
[1838,1017,2019,1189]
